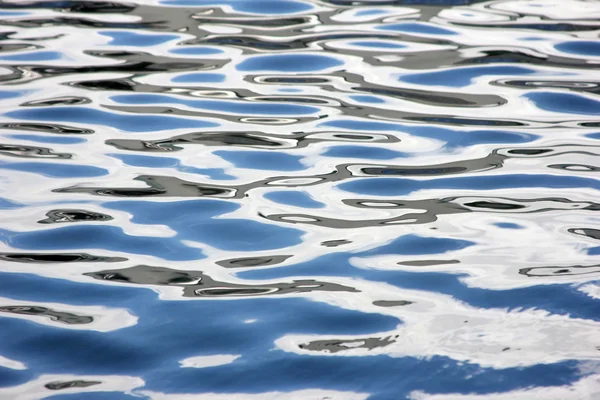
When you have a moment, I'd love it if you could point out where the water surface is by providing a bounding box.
[0,0,599,398]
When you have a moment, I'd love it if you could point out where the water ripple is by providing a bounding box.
[0,0,599,398]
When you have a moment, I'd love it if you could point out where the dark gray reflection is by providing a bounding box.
[21,96,91,107]
[360,152,505,176]
[107,131,287,152]
[266,195,600,229]
[0,253,126,263]
[373,300,413,307]
[299,335,397,353]
[494,79,600,95]
[519,265,600,277]
[54,175,235,198]
[217,255,292,268]
[71,79,136,92]
[0,144,71,159]
[569,228,600,241]
[0,123,93,135]
[549,164,600,172]
[0,305,94,324]
[52,152,505,200]
[107,130,400,152]
[0,1,136,13]
[341,72,507,108]
[45,381,102,390]
[85,265,359,298]
[321,239,352,247]
[397,260,460,267]
[38,209,113,224]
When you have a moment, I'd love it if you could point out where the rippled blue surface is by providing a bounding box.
[0,0,599,399]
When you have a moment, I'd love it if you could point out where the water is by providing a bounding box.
[0,0,599,398]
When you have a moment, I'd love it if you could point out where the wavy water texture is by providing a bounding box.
[0,0,599,399]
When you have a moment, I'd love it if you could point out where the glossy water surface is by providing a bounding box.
[0,0,599,399]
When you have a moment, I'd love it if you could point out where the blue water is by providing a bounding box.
[0,0,599,399]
